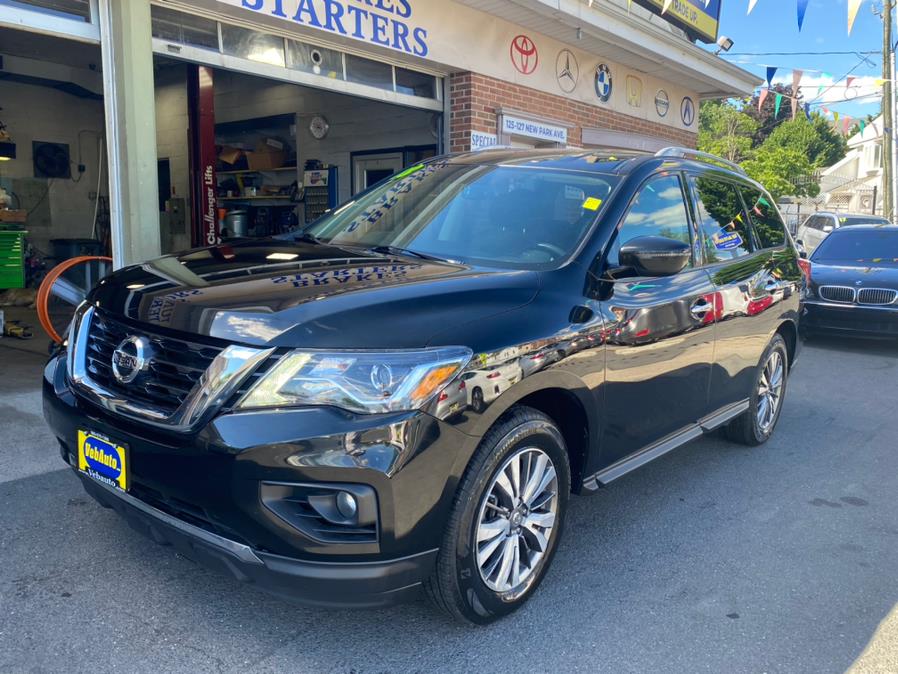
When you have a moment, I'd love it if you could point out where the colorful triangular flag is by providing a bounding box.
[847,76,856,88]
[859,119,866,134]
[804,103,811,120]
[833,111,840,123]
[792,69,803,93]
[791,97,799,120]
[775,93,783,118]
[759,88,770,112]
[848,0,863,35]
[797,0,809,30]
[662,0,673,13]
[748,0,759,13]
[766,66,778,88]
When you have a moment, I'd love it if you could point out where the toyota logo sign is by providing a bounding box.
[510,35,538,75]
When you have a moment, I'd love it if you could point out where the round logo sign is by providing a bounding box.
[594,64,612,102]
[555,49,579,93]
[681,96,696,127]
[111,335,151,384]
[510,35,539,75]
[655,90,670,117]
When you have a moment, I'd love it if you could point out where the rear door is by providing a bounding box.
[688,174,785,411]
[599,172,717,465]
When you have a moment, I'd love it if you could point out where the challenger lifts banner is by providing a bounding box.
[204,0,700,132]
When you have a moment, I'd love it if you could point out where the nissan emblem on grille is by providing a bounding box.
[111,336,151,384]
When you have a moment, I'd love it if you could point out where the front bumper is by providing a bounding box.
[802,301,898,338]
[42,353,473,607]
[78,474,436,607]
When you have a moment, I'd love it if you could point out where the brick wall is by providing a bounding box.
[449,71,697,152]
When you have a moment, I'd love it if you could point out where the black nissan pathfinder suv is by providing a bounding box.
[43,148,802,624]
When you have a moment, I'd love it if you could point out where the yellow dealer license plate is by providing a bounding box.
[77,430,128,493]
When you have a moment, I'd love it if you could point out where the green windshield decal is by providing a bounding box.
[391,164,425,181]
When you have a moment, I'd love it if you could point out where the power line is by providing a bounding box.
[722,50,879,56]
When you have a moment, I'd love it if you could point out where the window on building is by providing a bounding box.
[221,25,286,67]
[607,174,693,267]
[690,176,754,261]
[1,0,90,21]
[286,40,343,79]
[151,7,219,51]
[396,68,436,98]
[740,187,787,248]
[345,54,393,91]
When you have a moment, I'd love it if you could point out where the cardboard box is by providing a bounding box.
[246,142,286,171]
[218,145,245,167]
[0,210,27,223]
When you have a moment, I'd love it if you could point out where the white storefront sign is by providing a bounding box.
[501,115,567,144]
[470,131,499,150]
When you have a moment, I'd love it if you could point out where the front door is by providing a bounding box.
[598,173,717,466]
[353,152,404,193]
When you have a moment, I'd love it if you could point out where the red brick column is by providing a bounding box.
[448,71,697,152]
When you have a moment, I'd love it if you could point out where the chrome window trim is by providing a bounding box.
[68,305,274,431]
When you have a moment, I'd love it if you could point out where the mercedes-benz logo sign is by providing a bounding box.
[111,336,151,384]
[555,49,579,93]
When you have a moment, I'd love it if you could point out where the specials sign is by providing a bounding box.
[631,0,720,43]
[234,0,429,56]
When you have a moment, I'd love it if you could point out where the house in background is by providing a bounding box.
[818,114,884,215]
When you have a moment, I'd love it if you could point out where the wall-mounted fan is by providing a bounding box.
[33,141,71,179]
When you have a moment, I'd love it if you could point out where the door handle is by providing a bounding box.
[690,300,713,319]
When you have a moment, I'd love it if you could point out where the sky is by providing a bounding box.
[705,0,886,120]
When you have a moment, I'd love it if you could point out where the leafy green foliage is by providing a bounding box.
[698,100,758,163]
[697,94,847,201]
[742,145,820,201]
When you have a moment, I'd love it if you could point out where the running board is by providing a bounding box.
[582,400,750,491]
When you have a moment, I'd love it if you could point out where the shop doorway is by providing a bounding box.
[353,152,404,192]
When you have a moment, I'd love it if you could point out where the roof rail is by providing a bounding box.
[654,147,747,175]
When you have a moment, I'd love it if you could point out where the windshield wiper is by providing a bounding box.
[367,245,448,262]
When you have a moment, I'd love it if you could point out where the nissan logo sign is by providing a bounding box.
[111,336,151,384]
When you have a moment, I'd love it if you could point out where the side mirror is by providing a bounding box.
[619,236,691,277]
[799,250,808,259]
[795,238,804,246]
[823,225,834,233]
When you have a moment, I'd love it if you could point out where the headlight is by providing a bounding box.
[237,347,473,414]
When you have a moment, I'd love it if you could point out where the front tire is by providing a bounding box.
[725,334,789,446]
[425,406,570,624]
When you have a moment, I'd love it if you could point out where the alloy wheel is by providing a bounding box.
[474,447,559,593]
[757,350,785,432]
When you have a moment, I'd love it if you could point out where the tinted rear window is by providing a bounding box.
[812,229,898,262]
[740,187,786,248]
[691,177,754,261]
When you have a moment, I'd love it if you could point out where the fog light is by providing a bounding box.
[336,491,358,519]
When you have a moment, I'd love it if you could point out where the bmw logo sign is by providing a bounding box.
[594,64,612,103]
[112,336,151,384]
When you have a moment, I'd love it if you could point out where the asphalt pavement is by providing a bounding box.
[2,335,898,673]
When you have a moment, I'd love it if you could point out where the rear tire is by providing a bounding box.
[425,406,570,624]
[725,334,789,446]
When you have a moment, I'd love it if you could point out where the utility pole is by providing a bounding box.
[882,0,894,221]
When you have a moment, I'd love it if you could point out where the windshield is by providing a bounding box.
[812,229,898,263]
[304,160,617,270]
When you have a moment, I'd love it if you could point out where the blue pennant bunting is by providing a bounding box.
[797,0,809,30]
[804,103,811,121]
[766,66,778,88]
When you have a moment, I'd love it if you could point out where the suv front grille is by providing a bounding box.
[85,311,224,414]
[857,288,898,305]
[819,286,856,303]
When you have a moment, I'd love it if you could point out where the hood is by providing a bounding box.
[810,261,898,292]
[89,239,540,348]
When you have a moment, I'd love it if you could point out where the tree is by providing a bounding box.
[744,84,801,146]
[742,144,820,201]
[763,114,848,169]
[698,99,758,163]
